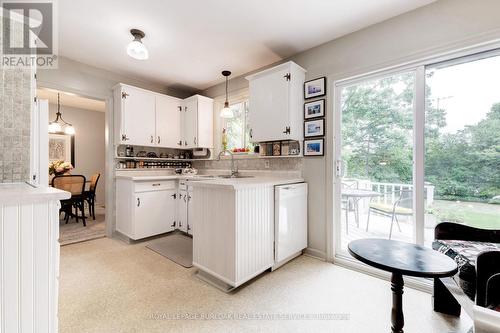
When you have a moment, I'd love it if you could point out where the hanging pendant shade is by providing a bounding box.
[220,70,234,119]
[49,93,75,134]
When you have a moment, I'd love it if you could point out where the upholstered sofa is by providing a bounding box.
[432,222,500,316]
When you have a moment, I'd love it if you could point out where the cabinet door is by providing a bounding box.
[134,190,176,239]
[196,97,214,148]
[177,191,188,232]
[122,86,156,146]
[187,189,194,235]
[248,68,290,142]
[156,95,182,148]
[183,99,198,148]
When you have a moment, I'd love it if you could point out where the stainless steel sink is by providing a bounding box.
[217,174,255,179]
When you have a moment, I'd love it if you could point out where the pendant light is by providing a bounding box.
[127,29,149,60]
[49,93,75,135]
[220,70,234,119]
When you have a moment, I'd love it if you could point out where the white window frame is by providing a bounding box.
[330,41,500,290]
[213,88,252,157]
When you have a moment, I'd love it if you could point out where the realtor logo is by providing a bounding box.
[1,1,58,68]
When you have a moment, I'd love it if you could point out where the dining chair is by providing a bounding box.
[84,173,100,220]
[366,189,412,239]
[52,175,87,226]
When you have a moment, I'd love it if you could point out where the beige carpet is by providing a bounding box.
[59,237,473,333]
[146,233,193,268]
[59,205,106,246]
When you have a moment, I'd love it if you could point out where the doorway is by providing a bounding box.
[38,87,107,245]
[333,49,500,260]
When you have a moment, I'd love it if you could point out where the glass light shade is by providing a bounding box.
[220,102,234,118]
[64,124,75,135]
[49,122,61,133]
[127,40,149,60]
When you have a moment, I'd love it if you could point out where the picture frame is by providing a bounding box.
[304,138,324,156]
[304,118,325,138]
[49,133,75,167]
[304,99,325,119]
[304,77,326,99]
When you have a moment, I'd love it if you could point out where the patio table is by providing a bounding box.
[342,189,382,232]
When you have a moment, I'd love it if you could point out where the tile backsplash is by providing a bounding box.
[192,157,303,171]
[0,17,33,183]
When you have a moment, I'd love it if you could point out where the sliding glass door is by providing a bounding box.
[334,50,500,257]
[423,54,500,246]
[336,70,416,252]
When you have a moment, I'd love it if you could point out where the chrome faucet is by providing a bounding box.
[217,149,238,177]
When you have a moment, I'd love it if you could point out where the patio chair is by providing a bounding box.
[341,179,359,234]
[365,189,412,239]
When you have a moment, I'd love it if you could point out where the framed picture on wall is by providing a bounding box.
[304,77,326,99]
[304,138,324,156]
[49,133,75,167]
[304,99,325,119]
[304,118,325,138]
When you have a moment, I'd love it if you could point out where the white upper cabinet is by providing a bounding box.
[115,84,156,146]
[156,94,183,148]
[182,95,214,149]
[246,61,306,142]
[114,84,213,149]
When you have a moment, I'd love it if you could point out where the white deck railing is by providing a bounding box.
[344,179,434,207]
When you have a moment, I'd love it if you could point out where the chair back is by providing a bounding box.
[395,189,413,209]
[52,175,86,196]
[89,173,100,193]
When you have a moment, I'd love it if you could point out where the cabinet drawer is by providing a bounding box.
[134,180,176,192]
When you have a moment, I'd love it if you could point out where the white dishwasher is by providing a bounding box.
[274,182,308,269]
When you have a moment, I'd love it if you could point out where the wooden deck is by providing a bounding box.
[340,210,435,251]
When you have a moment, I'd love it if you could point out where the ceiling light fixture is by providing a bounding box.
[127,29,149,60]
[49,93,75,135]
[220,70,234,119]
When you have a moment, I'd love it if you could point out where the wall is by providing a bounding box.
[0,17,33,183]
[49,104,106,204]
[201,0,500,258]
[192,157,302,171]
[38,56,195,100]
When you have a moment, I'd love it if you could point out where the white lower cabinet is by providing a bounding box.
[116,179,177,240]
[134,189,177,239]
[177,190,188,233]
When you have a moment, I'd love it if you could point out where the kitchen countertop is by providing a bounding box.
[0,182,71,204]
[115,173,304,189]
[187,176,304,189]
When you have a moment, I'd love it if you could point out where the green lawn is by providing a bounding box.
[427,200,500,230]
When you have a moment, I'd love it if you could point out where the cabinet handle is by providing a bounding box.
[178,140,182,146]
[121,92,129,99]
[150,135,154,143]
[171,193,177,199]
[249,128,253,138]
[121,134,129,141]
[137,198,140,207]
[194,137,197,145]
[283,126,291,134]
[187,224,191,231]
[157,136,161,144]
[171,221,176,227]
[184,141,188,146]
[152,183,161,186]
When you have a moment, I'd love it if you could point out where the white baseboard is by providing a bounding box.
[304,247,327,261]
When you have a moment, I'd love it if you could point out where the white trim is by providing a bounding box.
[334,39,500,87]
[414,66,426,245]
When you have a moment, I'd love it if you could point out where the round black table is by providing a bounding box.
[348,238,458,333]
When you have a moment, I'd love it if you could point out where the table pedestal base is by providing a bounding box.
[391,273,404,333]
